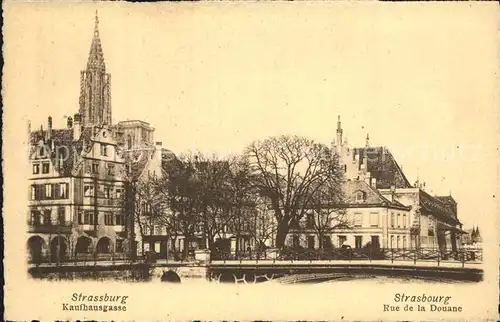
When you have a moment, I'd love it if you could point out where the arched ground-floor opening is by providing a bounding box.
[74,236,93,259]
[75,236,93,254]
[96,237,112,254]
[50,236,68,262]
[161,271,181,283]
[27,236,46,263]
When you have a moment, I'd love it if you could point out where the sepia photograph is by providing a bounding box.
[3,1,499,320]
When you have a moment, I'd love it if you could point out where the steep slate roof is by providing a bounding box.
[419,189,460,225]
[341,180,410,210]
[30,127,92,176]
[353,146,412,189]
[435,195,457,205]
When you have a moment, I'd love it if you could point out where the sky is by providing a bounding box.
[4,2,499,230]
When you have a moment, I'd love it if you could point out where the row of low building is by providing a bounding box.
[26,15,466,264]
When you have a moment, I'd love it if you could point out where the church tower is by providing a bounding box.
[79,12,112,126]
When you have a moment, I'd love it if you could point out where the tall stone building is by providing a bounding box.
[26,14,164,263]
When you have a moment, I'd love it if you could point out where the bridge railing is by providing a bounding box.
[28,252,136,266]
[212,247,483,266]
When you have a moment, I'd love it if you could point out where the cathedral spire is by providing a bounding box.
[87,11,106,71]
[79,12,112,126]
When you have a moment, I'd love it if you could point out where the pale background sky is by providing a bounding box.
[6,3,499,230]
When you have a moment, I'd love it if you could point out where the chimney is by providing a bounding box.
[73,113,82,140]
[365,133,370,148]
[389,185,396,202]
[47,116,53,140]
[371,177,377,188]
[67,116,73,129]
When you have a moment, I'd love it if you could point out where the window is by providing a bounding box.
[32,164,40,174]
[354,213,362,227]
[390,213,395,228]
[30,210,41,225]
[43,210,51,225]
[92,163,99,174]
[100,144,108,156]
[104,212,114,226]
[338,235,347,247]
[306,213,314,229]
[403,236,406,249]
[397,236,400,249]
[42,162,50,173]
[58,207,65,224]
[355,191,365,202]
[60,183,68,198]
[31,185,36,200]
[127,135,132,149]
[107,164,115,176]
[355,236,363,249]
[370,212,379,227]
[390,235,395,248]
[307,236,315,249]
[104,186,111,199]
[397,214,401,228]
[84,211,95,225]
[322,236,332,249]
[39,146,45,157]
[116,239,124,253]
[403,214,407,228]
[44,184,52,199]
[115,213,124,226]
[292,235,300,248]
[52,184,59,199]
[371,235,380,248]
[84,185,94,197]
[116,188,123,199]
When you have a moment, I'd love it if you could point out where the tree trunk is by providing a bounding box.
[183,238,189,260]
[275,221,289,248]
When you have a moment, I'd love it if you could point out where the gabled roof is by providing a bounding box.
[353,146,412,189]
[30,127,92,176]
[341,180,410,210]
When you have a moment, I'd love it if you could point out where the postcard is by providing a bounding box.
[3,1,499,320]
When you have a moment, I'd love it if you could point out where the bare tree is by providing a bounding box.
[157,161,200,257]
[249,202,277,253]
[125,176,167,258]
[190,153,235,252]
[245,135,344,248]
[308,184,347,249]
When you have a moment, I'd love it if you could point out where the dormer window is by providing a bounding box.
[355,191,366,202]
[127,135,132,150]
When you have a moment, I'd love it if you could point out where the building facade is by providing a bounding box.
[331,116,465,253]
[26,14,159,263]
[286,180,412,251]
